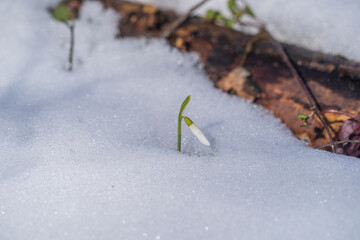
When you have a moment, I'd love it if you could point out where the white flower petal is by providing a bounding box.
[189,124,210,146]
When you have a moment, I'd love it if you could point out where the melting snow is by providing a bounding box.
[0,0,359,239]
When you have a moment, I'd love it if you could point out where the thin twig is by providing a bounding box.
[239,31,265,66]
[161,0,210,39]
[265,32,336,152]
[317,139,360,149]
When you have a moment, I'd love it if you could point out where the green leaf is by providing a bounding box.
[215,13,225,22]
[227,0,236,11]
[205,9,216,20]
[179,95,191,119]
[297,113,309,120]
[300,123,309,127]
[245,5,255,17]
[52,4,73,22]
[224,19,234,28]
[234,10,243,19]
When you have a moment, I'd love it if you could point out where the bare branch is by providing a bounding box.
[239,31,265,67]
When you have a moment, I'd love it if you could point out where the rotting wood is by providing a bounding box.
[66,0,360,151]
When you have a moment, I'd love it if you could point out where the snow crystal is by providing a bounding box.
[0,0,359,240]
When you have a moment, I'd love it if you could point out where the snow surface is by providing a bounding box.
[0,0,360,239]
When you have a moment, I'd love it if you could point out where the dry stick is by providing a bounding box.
[239,32,265,67]
[317,139,360,149]
[161,0,210,39]
[232,16,265,67]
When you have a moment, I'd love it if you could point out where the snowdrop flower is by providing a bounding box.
[183,117,210,146]
[177,95,211,152]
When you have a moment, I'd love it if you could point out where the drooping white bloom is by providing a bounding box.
[183,117,210,146]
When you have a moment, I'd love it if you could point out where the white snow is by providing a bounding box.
[0,0,360,239]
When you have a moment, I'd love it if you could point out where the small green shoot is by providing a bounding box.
[205,0,257,28]
[178,95,191,152]
[205,8,234,29]
[234,10,243,18]
[224,19,235,28]
[51,3,76,71]
[206,9,217,20]
[52,4,74,22]
[300,122,309,127]
[297,111,315,127]
[297,113,309,120]
[245,5,256,18]
[227,0,236,12]
[177,96,210,152]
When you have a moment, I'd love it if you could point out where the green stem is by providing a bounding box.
[177,95,191,152]
[177,114,182,152]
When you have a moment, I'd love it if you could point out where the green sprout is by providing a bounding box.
[177,95,210,152]
[205,9,217,20]
[297,113,309,120]
[227,0,236,12]
[297,111,315,127]
[51,3,76,71]
[205,0,256,28]
[245,5,256,18]
[52,4,74,22]
[205,9,234,29]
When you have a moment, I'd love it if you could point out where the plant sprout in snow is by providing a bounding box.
[51,3,76,71]
[177,95,210,152]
